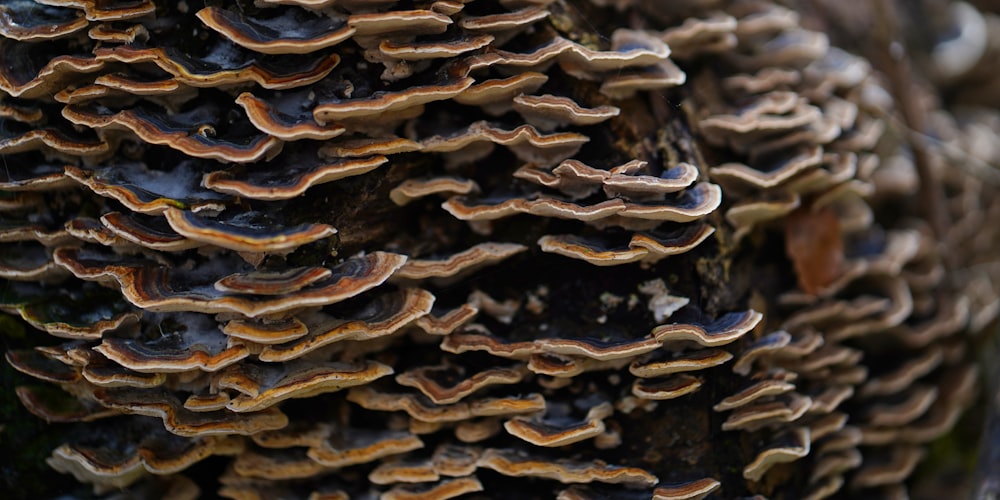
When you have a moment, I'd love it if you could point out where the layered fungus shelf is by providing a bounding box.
[2,0,1000,498]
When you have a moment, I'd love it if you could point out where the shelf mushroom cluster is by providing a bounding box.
[2,0,999,498]
[0,0,737,497]
[667,1,1000,498]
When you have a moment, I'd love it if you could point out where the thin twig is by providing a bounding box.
[871,0,951,245]
[868,107,1000,186]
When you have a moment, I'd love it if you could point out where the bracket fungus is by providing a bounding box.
[2,0,999,498]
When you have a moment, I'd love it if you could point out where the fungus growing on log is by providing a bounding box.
[2,0,1000,498]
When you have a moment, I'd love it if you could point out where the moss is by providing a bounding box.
[0,362,83,499]
[0,309,89,499]
[909,403,984,497]
[0,314,25,341]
